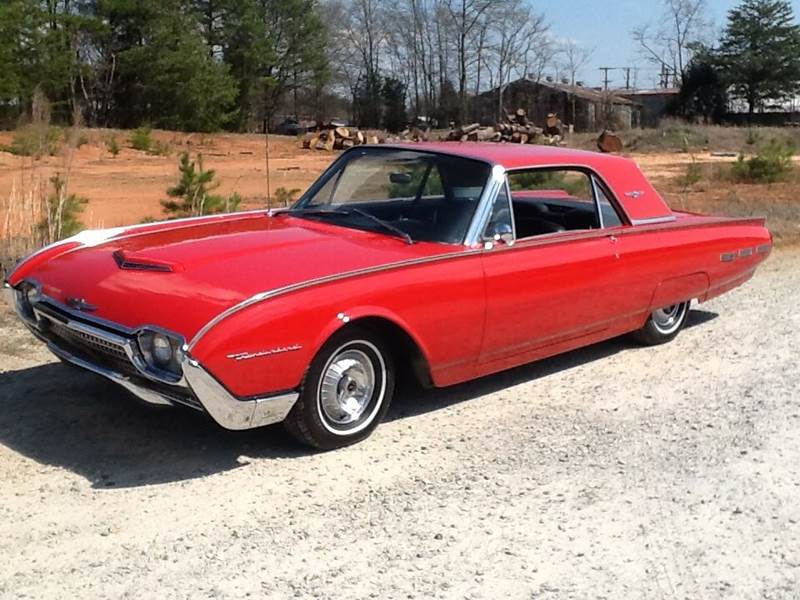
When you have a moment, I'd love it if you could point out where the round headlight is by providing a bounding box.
[152,334,173,366]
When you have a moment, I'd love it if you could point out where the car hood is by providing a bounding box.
[28,213,457,339]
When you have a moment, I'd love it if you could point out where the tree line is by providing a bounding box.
[0,0,572,132]
[1,0,799,133]
[633,0,800,123]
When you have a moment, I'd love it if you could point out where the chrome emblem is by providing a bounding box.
[66,297,97,312]
[625,190,644,199]
[227,344,302,361]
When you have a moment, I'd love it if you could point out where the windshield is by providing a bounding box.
[292,148,492,244]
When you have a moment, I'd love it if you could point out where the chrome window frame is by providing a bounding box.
[463,164,508,247]
[476,173,516,244]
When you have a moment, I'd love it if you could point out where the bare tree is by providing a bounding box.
[632,0,709,85]
[559,40,594,126]
[490,0,549,121]
[446,0,493,124]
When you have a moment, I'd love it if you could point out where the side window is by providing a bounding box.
[483,184,513,240]
[593,179,624,228]
[508,169,599,239]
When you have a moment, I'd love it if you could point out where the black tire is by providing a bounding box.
[631,301,691,346]
[283,326,395,450]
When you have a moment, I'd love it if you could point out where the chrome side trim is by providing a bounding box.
[182,357,298,430]
[187,249,481,351]
[629,215,678,226]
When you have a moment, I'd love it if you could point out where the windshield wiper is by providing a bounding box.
[344,207,414,245]
[283,208,343,216]
[285,207,414,245]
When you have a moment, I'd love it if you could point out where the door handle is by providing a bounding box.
[609,235,618,243]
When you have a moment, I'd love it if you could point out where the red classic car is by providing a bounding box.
[4,144,771,448]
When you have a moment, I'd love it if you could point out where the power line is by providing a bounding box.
[598,67,635,90]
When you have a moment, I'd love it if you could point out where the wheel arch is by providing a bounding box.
[312,310,435,389]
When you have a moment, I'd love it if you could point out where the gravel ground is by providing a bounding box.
[0,250,798,600]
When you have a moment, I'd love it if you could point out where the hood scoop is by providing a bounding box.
[113,250,180,273]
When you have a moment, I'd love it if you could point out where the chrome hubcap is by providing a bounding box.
[319,349,376,425]
[652,303,685,333]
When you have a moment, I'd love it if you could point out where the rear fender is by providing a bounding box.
[648,272,710,312]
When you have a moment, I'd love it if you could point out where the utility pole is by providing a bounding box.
[623,67,632,90]
[599,67,613,90]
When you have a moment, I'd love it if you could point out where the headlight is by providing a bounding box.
[137,329,183,378]
[152,334,173,366]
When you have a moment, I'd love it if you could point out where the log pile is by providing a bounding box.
[301,123,437,151]
[301,126,379,151]
[442,109,567,146]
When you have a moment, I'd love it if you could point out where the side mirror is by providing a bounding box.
[487,222,514,246]
[389,172,412,185]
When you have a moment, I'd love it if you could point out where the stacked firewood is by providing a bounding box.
[443,109,566,145]
[302,127,380,151]
[302,125,436,151]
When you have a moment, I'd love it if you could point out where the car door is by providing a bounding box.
[478,168,632,366]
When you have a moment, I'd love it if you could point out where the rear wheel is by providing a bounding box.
[283,327,395,449]
[632,301,691,346]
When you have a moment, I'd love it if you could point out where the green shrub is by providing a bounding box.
[106,135,120,157]
[130,126,170,156]
[38,174,88,241]
[161,152,240,218]
[677,160,704,189]
[149,139,170,156]
[731,139,796,184]
[274,187,301,206]
[130,126,154,152]
[1,124,61,157]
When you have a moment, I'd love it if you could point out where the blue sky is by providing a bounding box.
[538,0,791,88]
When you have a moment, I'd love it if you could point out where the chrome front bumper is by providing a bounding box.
[4,282,298,430]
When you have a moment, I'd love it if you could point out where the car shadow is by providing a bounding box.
[390,307,718,420]
[0,309,718,489]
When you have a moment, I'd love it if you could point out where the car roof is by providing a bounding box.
[381,142,633,171]
[376,142,673,224]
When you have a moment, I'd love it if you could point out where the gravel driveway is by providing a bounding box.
[1,250,798,599]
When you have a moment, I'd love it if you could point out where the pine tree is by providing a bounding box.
[161,153,241,218]
[718,0,800,116]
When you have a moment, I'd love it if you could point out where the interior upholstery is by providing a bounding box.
[511,196,599,239]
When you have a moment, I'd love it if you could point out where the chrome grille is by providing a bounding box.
[27,300,205,413]
[47,319,130,361]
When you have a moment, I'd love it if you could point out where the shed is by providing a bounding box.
[474,77,636,132]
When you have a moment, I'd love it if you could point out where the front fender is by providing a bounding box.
[188,255,485,398]
[307,304,433,367]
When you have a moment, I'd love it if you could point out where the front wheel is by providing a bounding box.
[631,301,691,346]
[283,327,395,450]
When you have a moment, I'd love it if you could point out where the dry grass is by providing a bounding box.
[564,119,800,155]
[0,170,49,275]
[653,159,799,246]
